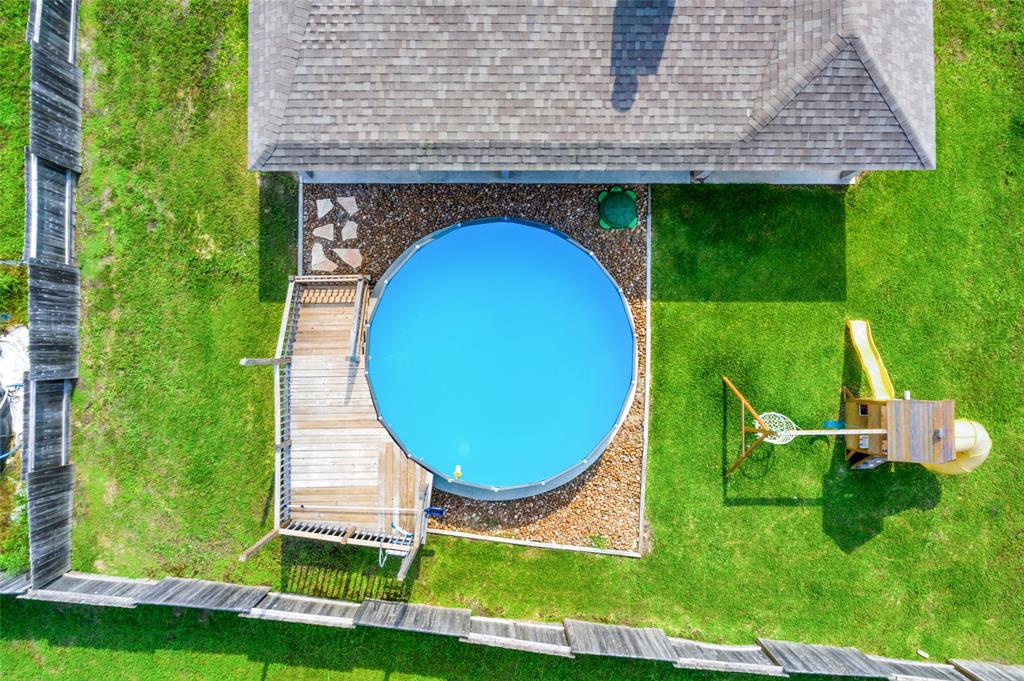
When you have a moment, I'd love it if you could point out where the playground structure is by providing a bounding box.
[723,320,991,477]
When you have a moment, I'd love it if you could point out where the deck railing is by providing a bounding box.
[273,280,302,529]
[273,275,368,531]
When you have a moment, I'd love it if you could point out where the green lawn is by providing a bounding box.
[2,0,1022,678]
[0,0,30,578]
[0,0,28,324]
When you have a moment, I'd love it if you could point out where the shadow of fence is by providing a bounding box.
[279,536,414,602]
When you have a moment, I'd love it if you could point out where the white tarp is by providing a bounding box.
[0,326,29,442]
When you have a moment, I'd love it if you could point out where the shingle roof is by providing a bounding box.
[248,1,935,173]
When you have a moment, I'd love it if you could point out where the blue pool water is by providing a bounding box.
[366,218,635,499]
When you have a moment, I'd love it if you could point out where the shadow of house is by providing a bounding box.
[258,173,298,302]
[610,1,676,111]
[653,185,847,303]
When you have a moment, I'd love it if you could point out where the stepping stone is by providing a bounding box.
[312,223,335,241]
[341,220,358,241]
[311,243,338,272]
[338,196,358,216]
[316,198,334,219]
[333,248,362,270]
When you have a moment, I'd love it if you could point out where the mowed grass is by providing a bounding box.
[0,0,28,324]
[0,598,720,681]
[2,0,1022,678]
[0,0,30,576]
[68,0,295,583]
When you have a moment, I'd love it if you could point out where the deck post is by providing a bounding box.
[396,537,421,581]
[348,277,366,362]
[238,528,279,562]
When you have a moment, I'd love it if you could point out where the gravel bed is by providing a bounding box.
[303,183,648,552]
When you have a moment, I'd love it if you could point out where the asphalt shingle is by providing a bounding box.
[249,1,935,173]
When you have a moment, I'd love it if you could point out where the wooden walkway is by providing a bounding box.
[274,276,432,578]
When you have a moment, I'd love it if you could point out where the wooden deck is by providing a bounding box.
[272,276,432,578]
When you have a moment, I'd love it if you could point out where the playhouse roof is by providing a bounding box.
[248,1,936,174]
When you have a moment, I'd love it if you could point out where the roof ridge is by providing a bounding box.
[840,29,935,169]
[249,0,314,170]
[741,34,849,143]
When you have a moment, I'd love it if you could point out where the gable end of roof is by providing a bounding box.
[248,0,313,171]
[743,33,850,143]
[842,30,935,169]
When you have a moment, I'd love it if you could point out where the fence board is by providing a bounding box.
[671,638,788,676]
[136,577,269,612]
[49,571,157,598]
[0,572,30,595]
[950,661,1024,681]
[29,44,81,171]
[869,655,972,681]
[241,592,358,628]
[27,260,79,380]
[19,571,159,608]
[563,619,676,662]
[759,639,888,678]
[23,378,71,471]
[25,151,75,264]
[26,463,74,589]
[353,598,471,637]
[463,616,573,657]
[26,0,77,63]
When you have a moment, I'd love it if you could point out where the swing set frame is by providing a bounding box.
[722,376,886,478]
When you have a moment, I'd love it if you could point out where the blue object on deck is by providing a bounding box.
[823,420,846,429]
[367,218,636,501]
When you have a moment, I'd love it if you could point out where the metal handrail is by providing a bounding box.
[348,278,366,361]
[273,280,300,529]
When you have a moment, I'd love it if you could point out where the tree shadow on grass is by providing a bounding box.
[653,184,847,302]
[258,173,297,302]
[279,536,422,602]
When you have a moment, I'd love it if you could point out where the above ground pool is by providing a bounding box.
[366,218,636,500]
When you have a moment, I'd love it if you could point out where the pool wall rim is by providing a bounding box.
[364,216,639,501]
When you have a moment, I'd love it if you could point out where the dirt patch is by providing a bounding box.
[303,184,648,552]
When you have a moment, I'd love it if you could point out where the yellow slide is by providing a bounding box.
[846,320,895,401]
[846,319,991,475]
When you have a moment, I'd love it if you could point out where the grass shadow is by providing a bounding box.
[652,184,847,302]
[721,377,823,508]
[820,338,941,552]
[279,536,416,602]
[821,441,942,553]
[0,597,693,680]
[258,173,297,302]
[722,340,942,542]
[842,330,864,401]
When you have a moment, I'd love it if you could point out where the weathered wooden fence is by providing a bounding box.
[20,0,80,592]
[6,2,1021,678]
[3,571,1023,680]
